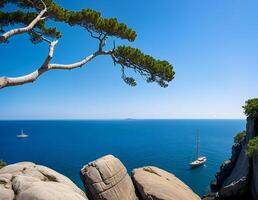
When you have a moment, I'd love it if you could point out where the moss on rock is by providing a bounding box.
[0,160,6,169]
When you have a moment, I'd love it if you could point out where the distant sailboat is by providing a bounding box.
[16,129,29,138]
[189,129,207,168]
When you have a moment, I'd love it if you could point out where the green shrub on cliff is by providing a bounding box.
[243,98,258,117]
[234,131,246,144]
[246,136,258,157]
[0,160,6,169]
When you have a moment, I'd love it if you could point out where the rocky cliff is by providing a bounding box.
[204,117,258,200]
[0,155,200,200]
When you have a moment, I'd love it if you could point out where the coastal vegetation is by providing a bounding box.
[0,160,6,169]
[234,131,246,144]
[243,98,258,118]
[246,136,258,157]
[143,167,161,176]
[0,0,174,89]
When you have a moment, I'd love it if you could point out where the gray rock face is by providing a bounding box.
[211,138,242,192]
[217,117,258,199]
[251,118,258,200]
[132,166,201,200]
[0,162,88,200]
[219,140,250,197]
[80,155,138,200]
[246,117,258,140]
[206,117,258,200]
[252,155,258,200]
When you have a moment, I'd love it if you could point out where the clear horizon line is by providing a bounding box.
[0,118,246,120]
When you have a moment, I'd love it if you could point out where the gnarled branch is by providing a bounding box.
[0,9,114,90]
[0,39,57,88]
[0,44,113,89]
[49,50,112,70]
[0,1,47,43]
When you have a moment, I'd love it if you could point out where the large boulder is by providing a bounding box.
[80,155,138,200]
[0,162,87,200]
[132,166,201,200]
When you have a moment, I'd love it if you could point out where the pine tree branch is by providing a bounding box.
[0,1,47,43]
[0,39,57,88]
[49,50,112,70]
[0,44,113,89]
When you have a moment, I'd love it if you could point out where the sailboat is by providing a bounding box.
[16,129,29,138]
[189,129,207,168]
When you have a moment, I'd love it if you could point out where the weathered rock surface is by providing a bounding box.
[252,155,258,200]
[205,117,258,200]
[219,140,250,197]
[132,166,201,200]
[80,154,138,200]
[0,162,88,200]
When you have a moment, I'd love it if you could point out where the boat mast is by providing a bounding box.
[196,129,199,158]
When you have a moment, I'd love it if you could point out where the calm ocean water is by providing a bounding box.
[0,119,245,196]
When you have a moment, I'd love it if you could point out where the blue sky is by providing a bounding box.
[0,0,258,119]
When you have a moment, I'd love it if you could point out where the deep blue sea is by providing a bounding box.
[0,119,245,196]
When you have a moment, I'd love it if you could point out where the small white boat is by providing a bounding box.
[189,156,207,168]
[189,129,207,168]
[16,129,29,138]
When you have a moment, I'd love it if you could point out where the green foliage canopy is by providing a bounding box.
[113,46,175,87]
[243,98,258,118]
[0,0,174,88]
[234,131,246,144]
[0,0,136,41]
[246,136,258,157]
